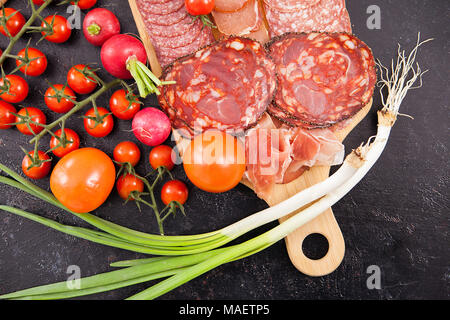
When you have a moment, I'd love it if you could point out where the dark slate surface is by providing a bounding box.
[0,0,448,300]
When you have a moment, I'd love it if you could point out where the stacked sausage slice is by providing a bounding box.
[264,0,352,37]
[136,0,214,67]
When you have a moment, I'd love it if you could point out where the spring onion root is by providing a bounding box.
[0,34,430,299]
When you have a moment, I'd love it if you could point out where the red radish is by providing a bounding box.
[132,107,171,147]
[83,8,120,46]
[100,34,146,79]
[100,34,174,98]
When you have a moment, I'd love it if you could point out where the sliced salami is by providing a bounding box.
[215,0,249,13]
[212,0,261,36]
[264,0,351,37]
[264,0,321,12]
[160,37,277,133]
[144,14,192,38]
[136,0,184,16]
[137,0,215,68]
[150,21,203,49]
[267,32,376,128]
[139,4,188,26]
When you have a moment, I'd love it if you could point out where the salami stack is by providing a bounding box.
[136,0,214,67]
[264,0,352,37]
[267,32,377,128]
[159,37,277,135]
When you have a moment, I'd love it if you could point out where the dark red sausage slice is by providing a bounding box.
[160,37,277,134]
[267,32,376,128]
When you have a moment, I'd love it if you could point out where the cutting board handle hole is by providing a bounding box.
[301,233,329,261]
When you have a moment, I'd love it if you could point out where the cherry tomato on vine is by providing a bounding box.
[71,0,97,10]
[67,64,98,94]
[83,107,114,138]
[109,89,140,120]
[185,0,215,16]
[0,8,26,37]
[50,147,116,213]
[183,131,245,193]
[16,107,46,135]
[113,141,141,166]
[22,150,51,180]
[0,101,16,130]
[149,145,175,171]
[161,180,188,206]
[32,0,45,5]
[16,47,48,76]
[41,15,72,43]
[0,74,29,103]
[44,84,76,113]
[49,128,80,158]
[116,174,144,200]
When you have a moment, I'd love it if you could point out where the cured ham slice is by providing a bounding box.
[244,114,345,199]
[245,114,293,198]
[212,0,261,36]
[215,0,249,13]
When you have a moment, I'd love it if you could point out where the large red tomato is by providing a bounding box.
[50,148,116,213]
[183,131,245,193]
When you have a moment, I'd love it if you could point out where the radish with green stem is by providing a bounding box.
[100,34,174,98]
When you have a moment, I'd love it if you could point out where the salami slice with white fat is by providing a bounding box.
[267,32,376,128]
[141,8,188,26]
[136,0,184,16]
[150,21,203,49]
[264,0,321,12]
[264,0,351,36]
[136,0,214,68]
[212,0,261,36]
[144,15,192,38]
[160,37,277,133]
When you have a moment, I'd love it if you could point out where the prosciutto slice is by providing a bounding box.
[245,113,344,199]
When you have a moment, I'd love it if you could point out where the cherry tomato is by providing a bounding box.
[32,0,46,5]
[161,180,188,205]
[84,107,114,138]
[149,145,175,171]
[0,8,26,37]
[49,128,80,158]
[71,0,97,10]
[41,15,72,43]
[0,74,29,103]
[16,107,46,135]
[16,47,48,76]
[183,131,245,193]
[50,148,116,213]
[185,0,215,16]
[109,89,140,120]
[67,64,98,94]
[113,141,141,166]
[116,174,144,200]
[22,150,51,180]
[44,84,76,113]
[0,101,16,129]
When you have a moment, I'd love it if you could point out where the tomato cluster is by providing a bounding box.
[0,2,203,221]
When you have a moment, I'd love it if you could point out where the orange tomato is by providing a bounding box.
[50,148,116,213]
[183,131,245,193]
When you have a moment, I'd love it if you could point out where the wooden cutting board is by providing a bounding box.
[129,0,372,276]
